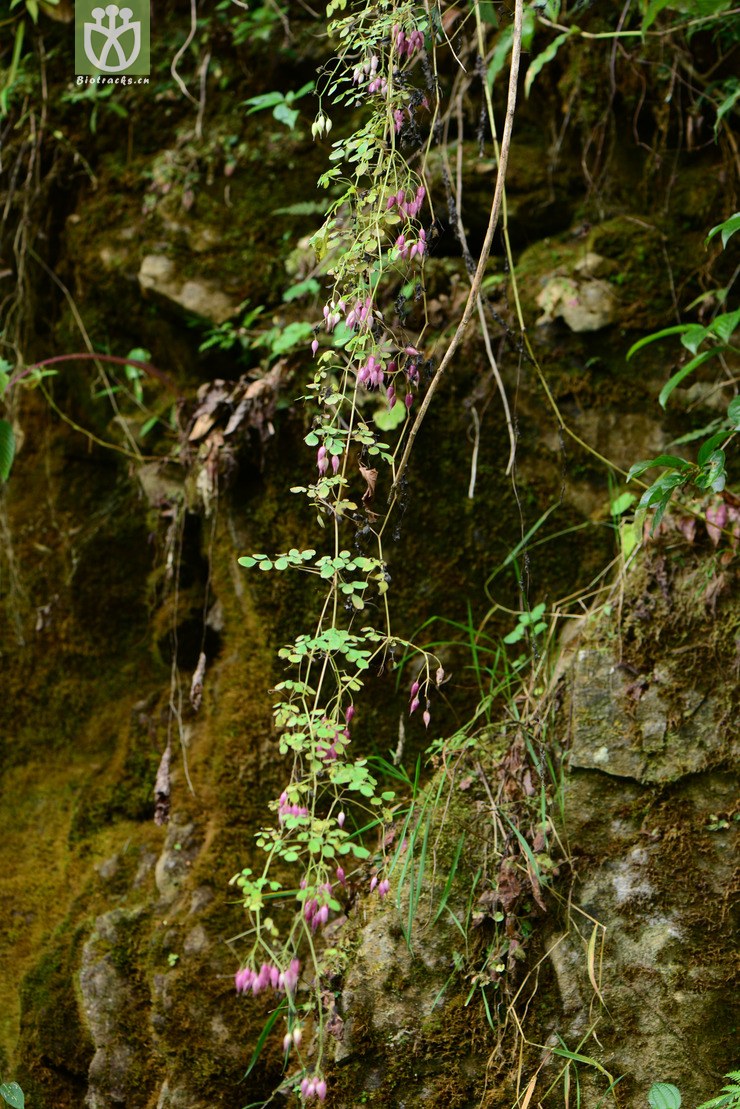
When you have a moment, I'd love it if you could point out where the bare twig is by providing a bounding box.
[392,0,523,495]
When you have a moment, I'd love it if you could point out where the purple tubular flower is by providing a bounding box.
[370,875,378,893]
[235,967,253,992]
[283,958,300,994]
[405,393,414,410]
[410,680,420,699]
[311,338,319,357]
[332,454,340,475]
[378,878,390,898]
[316,1079,328,1101]
[336,865,346,886]
[410,696,420,714]
[345,704,355,724]
[317,446,329,476]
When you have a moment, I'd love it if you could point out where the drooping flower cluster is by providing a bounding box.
[395,227,426,260]
[300,1075,327,1102]
[357,354,385,390]
[387,184,425,220]
[235,958,300,996]
[278,791,310,823]
[392,24,424,58]
[370,874,391,898]
[301,879,335,932]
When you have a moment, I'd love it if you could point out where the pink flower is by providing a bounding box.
[410,696,420,714]
[316,1078,327,1100]
[378,878,390,898]
[331,454,340,475]
[345,704,355,724]
[423,710,431,728]
[235,967,253,992]
[337,811,346,828]
[317,446,328,476]
[370,875,378,893]
[311,338,319,357]
[405,393,414,410]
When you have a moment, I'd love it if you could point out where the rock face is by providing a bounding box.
[138,255,238,324]
[537,547,739,1108]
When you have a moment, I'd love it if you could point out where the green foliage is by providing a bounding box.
[648,1083,682,1109]
[215,0,285,44]
[626,307,740,409]
[243,81,315,131]
[0,418,15,483]
[0,1083,24,1109]
[697,1071,740,1109]
[626,216,739,531]
[503,602,548,645]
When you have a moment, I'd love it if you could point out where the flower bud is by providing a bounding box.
[283,1032,292,1053]
[293,1025,303,1047]
[423,710,431,728]
[405,393,414,410]
[337,811,346,828]
[311,339,319,357]
[410,696,420,714]
[316,1079,327,1100]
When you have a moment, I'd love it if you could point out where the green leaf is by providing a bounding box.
[640,0,672,34]
[648,1083,682,1109]
[270,321,313,355]
[706,212,740,249]
[728,395,740,428]
[524,31,571,98]
[244,1000,288,1077]
[374,402,406,431]
[237,556,257,568]
[273,102,300,130]
[0,1083,25,1108]
[714,82,740,139]
[0,418,16,482]
[244,91,284,113]
[627,325,693,359]
[487,25,514,89]
[697,431,728,465]
[283,278,320,302]
[627,455,691,481]
[711,307,740,344]
[610,492,636,515]
[679,323,710,355]
[659,349,717,408]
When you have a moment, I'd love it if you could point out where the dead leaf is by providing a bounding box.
[359,464,378,503]
[188,411,218,441]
